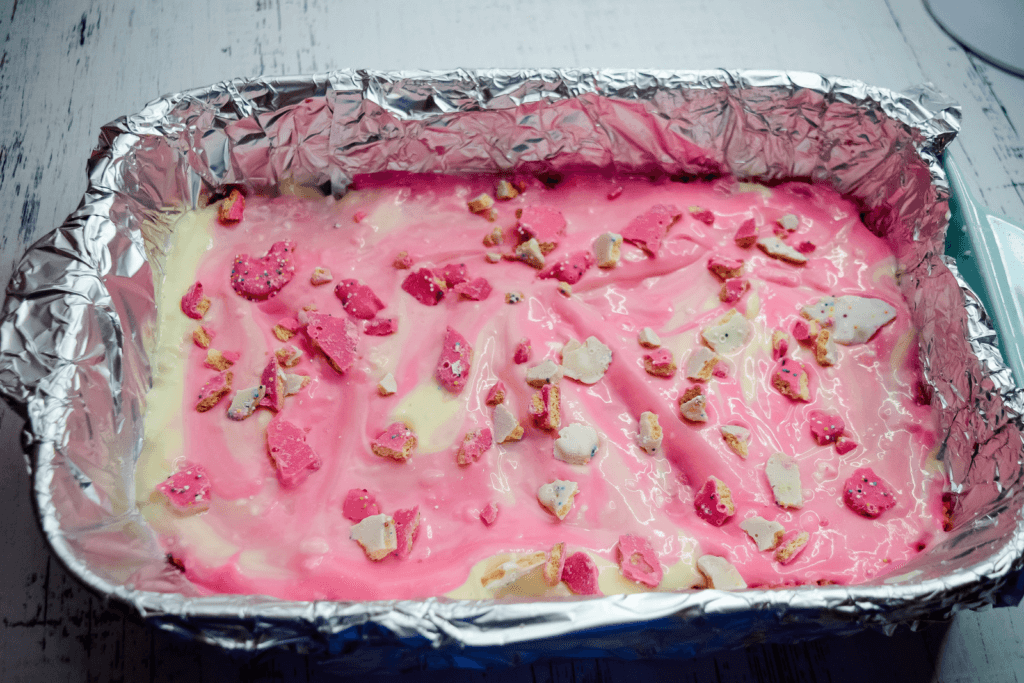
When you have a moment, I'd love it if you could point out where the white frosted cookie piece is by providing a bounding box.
[801,295,897,345]
[350,513,398,560]
[227,385,265,421]
[480,551,547,589]
[740,516,785,551]
[757,236,807,264]
[538,479,579,519]
[493,404,524,443]
[686,346,720,381]
[377,372,397,396]
[593,232,623,268]
[679,387,708,423]
[696,555,747,590]
[765,453,803,509]
[526,359,563,387]
[553,423,600,466]
[516,238,546,269]
[720,425,751,458]
[637,327,661,348]
[638,411,663,454]
[777,214,799,231]
[701,309,750,354]
[561,337,613,384]
[814,329,838,366]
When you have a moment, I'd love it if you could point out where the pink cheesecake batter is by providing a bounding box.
[143,172,947,600]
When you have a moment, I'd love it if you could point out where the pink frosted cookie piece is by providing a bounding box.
[808,410,845,445]
[562,552,601,596]
[218,189,245,225]
[342,488,380,522]
[266,416,321,488]
[371,422,418,461]
[616,534,663,588]
[792,319,814,342]
[775,531,811,565]
[401,268,447,306]
[689,206,716,225]
[843,467,897,518]
[203,349,238,371]
[835,435,858,454]
[480,502,499,526]
[393,506,421,559]
[771,330,789,360]
[305,312,359,374]
[643,348,677,378]
[310,266,333,286]
[621,204,682,256]
[436,327,473,394]
[364,318,398,336]
[440,263,468,288]
[393,250,413,269]
[529,383,561,431]
[456,428,492,465]
[230,240,296,301]
[157,464,212,512]
[180,282,211,320]
[707,256,744,281]
[195,371,232,412]
[772,358,811,402]
[796,241,817,254]
[453,277,492,301]
[486,381,506,406]
[734,218,758,248]
[544,542,567,586]
[335,279,385,320]
[694,476,736,526]
[719,278,749,303]
[515,206,567,249]
[513,338,532,364]
[259,356,285,412]
[539,251,595,284]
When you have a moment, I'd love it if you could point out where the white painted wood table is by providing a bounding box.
[2,0,1023,680]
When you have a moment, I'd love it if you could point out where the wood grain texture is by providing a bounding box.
[1,0,1023,680]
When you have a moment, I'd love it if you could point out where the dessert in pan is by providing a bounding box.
[138,170,946,601]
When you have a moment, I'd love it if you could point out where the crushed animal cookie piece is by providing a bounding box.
[266,415,321,487]
[539,251,595,284]
[493,404,524,443]
[757,236,808,265]
[740,516,785,551]
[181,282,211,320]
[227,385,264,421]
[808,410,845,445]
[617,534,662,588]
[486,381,506,406]
[393,507,421,559]
[835,435,857,454]
[480,502,499,526]
[771,329,789,360]
[282,373,309,397]
[608,185,623,200]
[217,189,245,225]
[495,179,519,201]
[486,252,502,263]
[689,206,716,225]
[342,489,380,522]
[526,359,563,387]
[467,193,495,214]
[335,279,385,320]
[192,326,213,349]
[515,238,546,269]
[544,542,566,586]
[638,411,663,454]
[791,318,815,342]
[696,555,747,590]
[771,357,811,402]
[701,309,751,354]
[513,338,532,364]
[557,282,572,297]
[456,428,493,465]
[230,240,296,300]
[538,479,579,520]
[679,386,708,422]
[562,552,601,595]
[529,384,561,432]
[483,226,504,247]
[453,277,492,300]
[621,204,682,256]
[259,356,286,412]
[436,327,473,394]
[707,256,744,281]
[480,551,546,590]
[371,422,418,461]
[643,348,677,378]
[694,476,736,526]
[553,422,599,465]
[734,218,758,248]
[401,268,447,306]
[440,263,468,289]
[350,514,397,561]
[686,347,719,382]
[776,213,799,232]
[364,318,398,336]
[305,311,359,374]
[273,321,298,342]
[719,278,750,303]
[765,453,803,509]
[310,267,333,286]
[203,349,237,371]
[196,371,233,412]
[815,328,838,366]
[775,531,810,564]
[593,232,623,268]
[377,373,397,396]
[514,206,566,251]
[561,336,613,384]
[843,468,897,518]
[637,327,661,348]
[720,424,751,458]
[275,345,302,368]
[800,295,897,345]
[392,251,413,269]
[157,464,212,512]
[796,241,816,254]
[505,291,524,304]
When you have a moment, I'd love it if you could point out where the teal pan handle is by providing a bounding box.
[944,153,1024,386]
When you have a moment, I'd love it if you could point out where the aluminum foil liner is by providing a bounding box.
[2,69,1023,671]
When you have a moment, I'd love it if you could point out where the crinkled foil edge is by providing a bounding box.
[2,69,1023,668]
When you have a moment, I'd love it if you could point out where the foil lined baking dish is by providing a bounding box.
[2,69,1023,670]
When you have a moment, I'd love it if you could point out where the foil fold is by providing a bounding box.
[2,69,1023,670]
